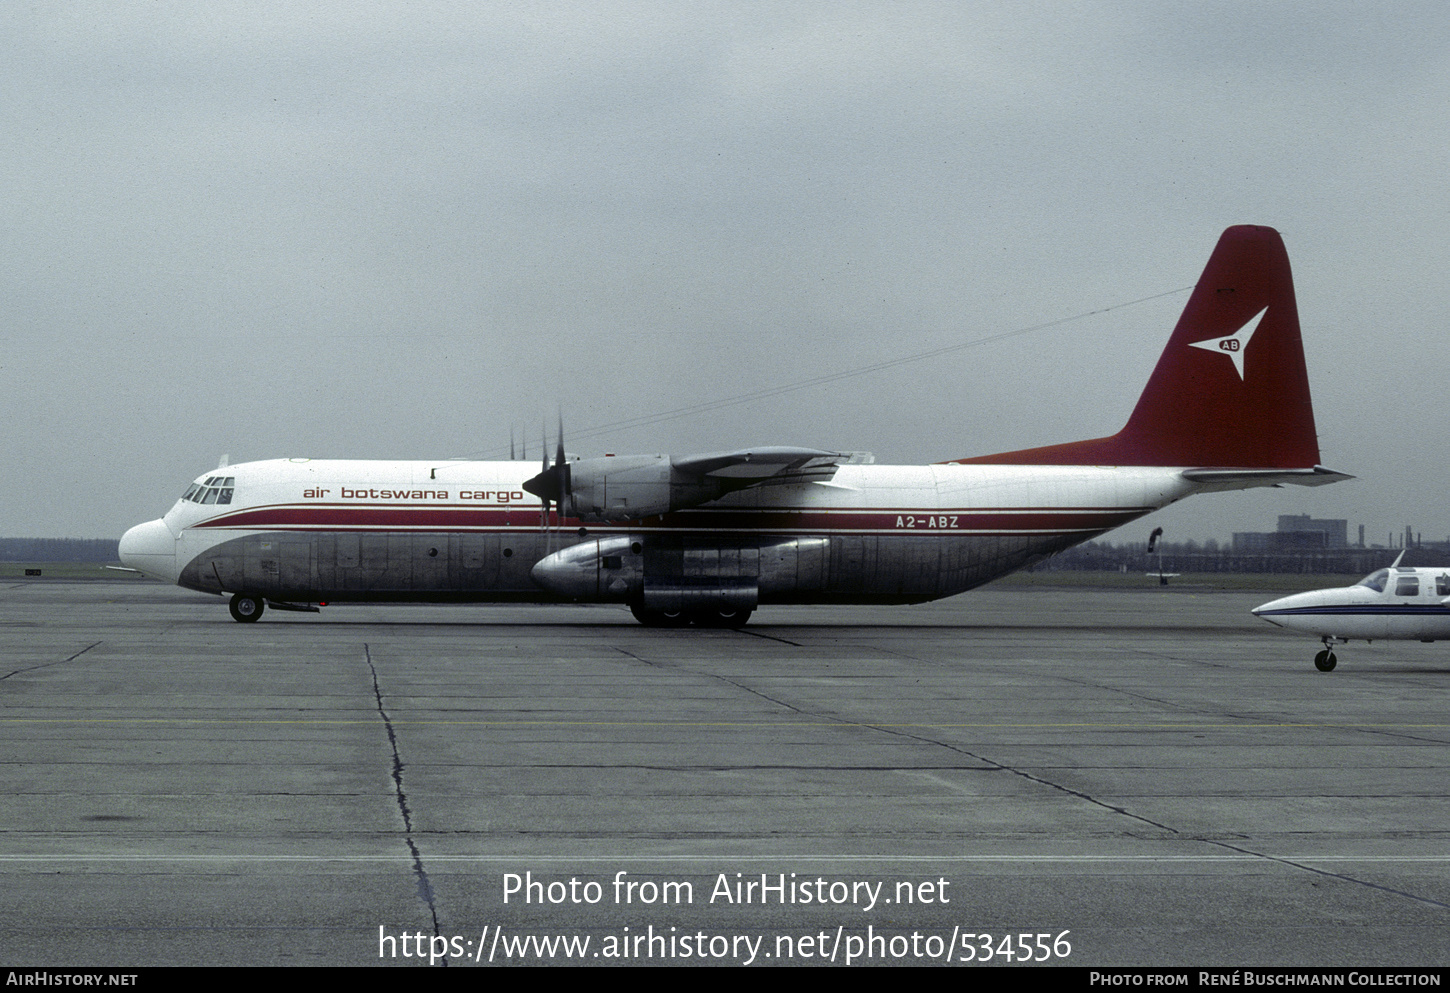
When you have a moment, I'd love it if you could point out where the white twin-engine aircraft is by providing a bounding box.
[120,225,1349,626]
[1253,555,1450,671]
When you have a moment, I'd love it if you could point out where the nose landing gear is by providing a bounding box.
[1313,637,1340,672]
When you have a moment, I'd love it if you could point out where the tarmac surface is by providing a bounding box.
[2,579,1447,968]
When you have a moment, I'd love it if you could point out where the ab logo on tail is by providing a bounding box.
[1187,306,1266,381]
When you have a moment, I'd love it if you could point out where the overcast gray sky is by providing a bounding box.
[4,2,1448,547]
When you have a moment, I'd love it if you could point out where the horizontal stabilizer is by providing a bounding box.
[1180,465,1355,492]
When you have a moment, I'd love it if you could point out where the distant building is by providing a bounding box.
[1234,514,1349,552]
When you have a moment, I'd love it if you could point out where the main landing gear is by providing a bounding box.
[228,593,265,623]
[629,603,754,628]
[1314,636,1339,672]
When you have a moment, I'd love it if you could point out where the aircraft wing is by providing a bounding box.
[672,446,844,480]
[1181,466,1355,492]
[529,445,851,522]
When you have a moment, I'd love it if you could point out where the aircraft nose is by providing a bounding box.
[119,518,177,582]
[1251,591,1315,627]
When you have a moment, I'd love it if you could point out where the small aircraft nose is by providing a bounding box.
[1251,593,1292,625]
[119,518,177,582]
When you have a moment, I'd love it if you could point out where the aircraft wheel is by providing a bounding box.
[691,606,754,628]
[630,603,689,628]
[229,593,266,623]
[1313,649,1337,672]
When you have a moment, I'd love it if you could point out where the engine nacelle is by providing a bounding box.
[564,455,729,522]
[530,536,644,600]
[530,536,830,603]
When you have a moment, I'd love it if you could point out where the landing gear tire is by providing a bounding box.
[691,606,754,628]
[229,593,266,623]
[1314,649,1337,672]
[630,603,689,628]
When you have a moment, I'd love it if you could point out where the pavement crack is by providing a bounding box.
[613,647,831,718]
[1054,670,1211,715]
[1203,838,1450,910]
[858,721,1181,834]
[1,641,101,682]
[614,647,1177,833]
[739,629,804,647]
[365,643,444,956]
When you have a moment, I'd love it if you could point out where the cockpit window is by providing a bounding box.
[1356,569,1388,592]
[1395,576,1420,597]
[182,477,237,504]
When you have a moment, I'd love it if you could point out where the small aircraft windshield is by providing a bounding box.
[1356,569,1389,593]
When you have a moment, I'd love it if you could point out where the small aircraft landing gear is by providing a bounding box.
[229,593,266,623]
[1314,636,1340,672]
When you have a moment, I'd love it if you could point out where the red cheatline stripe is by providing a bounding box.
[190,503,1145,534]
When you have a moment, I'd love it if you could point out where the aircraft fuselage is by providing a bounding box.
[120,457,1193,609]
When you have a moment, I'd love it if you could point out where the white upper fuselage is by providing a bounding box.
[1253,566,1450,642]
[120,456,1200,588]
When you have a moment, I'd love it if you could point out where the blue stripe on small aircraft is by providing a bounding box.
[1257,605,1450,617]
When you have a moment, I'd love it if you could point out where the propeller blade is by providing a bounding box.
[521,421,572,505]
[540,423,550,532]
[522,420,573,545]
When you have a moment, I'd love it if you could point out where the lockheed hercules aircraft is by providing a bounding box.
[1253,554,1450,671]
[120,225,1349,626]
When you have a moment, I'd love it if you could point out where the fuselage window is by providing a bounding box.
[1438,574,1450,597]
[1395,576,1419,597]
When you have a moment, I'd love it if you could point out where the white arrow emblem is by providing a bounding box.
[1188,307,1266,380]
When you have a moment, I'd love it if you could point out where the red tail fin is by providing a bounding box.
[949,225,1321,468]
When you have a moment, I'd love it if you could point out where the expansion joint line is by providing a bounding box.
[365,643,444,954]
